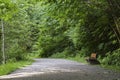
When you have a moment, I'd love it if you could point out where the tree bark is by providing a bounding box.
[1,19,6,64]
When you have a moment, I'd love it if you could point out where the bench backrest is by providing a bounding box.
[90,53,96,59]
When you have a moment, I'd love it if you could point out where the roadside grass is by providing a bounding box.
[68,56,120,72]
[67,56,87,64]
[0,60,33,76]
[50,53,87,64]
[51,52,120,72]
[27,52,40,59]
[68,56,120,71]
[101,65,120,72]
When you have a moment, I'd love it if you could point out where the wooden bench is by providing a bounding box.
[89,53,97,60]
[86,53,100,64]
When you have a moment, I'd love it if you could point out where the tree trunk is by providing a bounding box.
[1,19,6,64]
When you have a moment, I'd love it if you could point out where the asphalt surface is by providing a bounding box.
[0,59,120,80]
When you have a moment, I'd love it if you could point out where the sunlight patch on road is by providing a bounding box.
[0,68,83,79]
[0,65,85,79]
[0,72,45,79]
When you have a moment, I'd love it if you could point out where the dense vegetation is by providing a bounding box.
[0,0,120,68]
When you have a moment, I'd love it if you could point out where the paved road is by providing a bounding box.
[0,59,120,80]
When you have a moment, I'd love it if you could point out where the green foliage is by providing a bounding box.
[0,0,119,70]
[67,54,87,64]
[50,47,76,58]
[101,65,120,72]
[50,52,66,58]
[0,0,39,63]
[31,0,119,62]
[0,61,33,75]
[100,48,120,66]
[0,0,17,20]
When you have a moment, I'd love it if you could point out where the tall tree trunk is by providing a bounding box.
[1,19,6,64]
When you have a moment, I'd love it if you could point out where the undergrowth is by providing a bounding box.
[0,61,33,76]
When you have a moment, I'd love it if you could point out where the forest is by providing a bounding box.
[0,0,120,68]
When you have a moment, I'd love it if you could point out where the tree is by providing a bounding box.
[107,0,120,44]
[34,0,119,57]
[0,0,17,64]
[1,19,5,64]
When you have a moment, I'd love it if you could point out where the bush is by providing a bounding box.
[77,48,90,57]
[50,47,76,58]
[100,48,120,66]
[50,52,66,58]
[6,44,27,62]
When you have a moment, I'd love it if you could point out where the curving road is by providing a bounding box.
[0,59,120,80]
